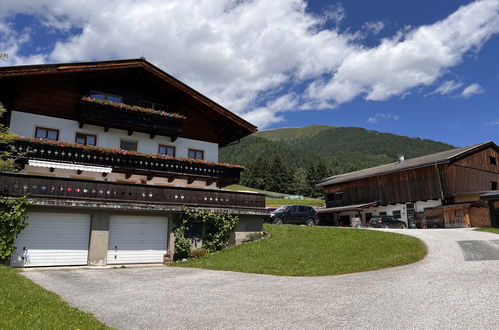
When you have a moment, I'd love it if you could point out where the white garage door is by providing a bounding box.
[10,213,90,267]
[107,216,168,264]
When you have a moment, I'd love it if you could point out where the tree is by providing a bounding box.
[291,167,310,196]
[265,157,293,194]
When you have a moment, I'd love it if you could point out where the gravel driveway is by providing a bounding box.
[23,228,499,329]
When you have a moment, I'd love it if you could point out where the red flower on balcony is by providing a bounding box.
[81,96,187,120]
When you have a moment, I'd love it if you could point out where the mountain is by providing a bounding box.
[220,125,454,175]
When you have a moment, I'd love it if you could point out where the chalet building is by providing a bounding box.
[0,58,266,267]
[317,142,499,228]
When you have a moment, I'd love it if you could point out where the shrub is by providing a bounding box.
[0,196,30,264]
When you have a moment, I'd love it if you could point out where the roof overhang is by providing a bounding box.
[317,202,378,214]
[480,191,499,200]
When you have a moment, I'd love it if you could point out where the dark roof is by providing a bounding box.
[0,58,257,140]
[317,141,498,187]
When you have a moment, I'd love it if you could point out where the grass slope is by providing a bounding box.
[223,184,324,207]
[0,266,110,329]
[475,227,499,234]
[173,224,427,276]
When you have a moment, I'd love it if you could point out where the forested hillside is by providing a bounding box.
[220,125,454,197]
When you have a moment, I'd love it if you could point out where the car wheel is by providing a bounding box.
[305,218,315,226]
[384,225,389,229]
[273,218,283,225]
[400,223,406,229]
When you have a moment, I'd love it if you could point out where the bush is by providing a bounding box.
[174,210,239,260]
[0,196,30,264]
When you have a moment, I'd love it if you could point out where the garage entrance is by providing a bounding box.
[11,213,91,267]
[107,215,168,265]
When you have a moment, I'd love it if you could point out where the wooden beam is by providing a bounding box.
[149,133,156,139]
[187,177,195,185]
[171,135,178,142]
[49,167,55,173]
[102,172,108,177]
[78,121,84,129]
[125,172,132,179]
[206,179,214,186]
[167,177,175,183]
[147,174,153,181]
[104,126,110,132]
[127,130,133,136]
[76,170,82,175]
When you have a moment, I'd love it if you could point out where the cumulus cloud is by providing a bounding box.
[433,80,463,95]
[367,113,400,124]
[0,0,498,128]
[460,83,484,98]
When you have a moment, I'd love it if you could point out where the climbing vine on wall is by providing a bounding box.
[0,196,30,264]
[174,210,239,260]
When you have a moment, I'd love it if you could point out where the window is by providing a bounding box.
[490,156,497,166]
[75,133,97,146]
[379,212,387,216]
[188,149,204,160]
[392,210,402,219]
[455,210,464,217]
[140,100,168,111]
[90,91,122,103]
[35,127,59,141]
[120,140,137,151]
[158,145,175,157]
[492,181,498,190]
[334,192,343,200]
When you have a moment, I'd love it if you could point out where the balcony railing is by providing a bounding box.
[78,98,185,139]
[13,139,243,186]
[0,172,266,212]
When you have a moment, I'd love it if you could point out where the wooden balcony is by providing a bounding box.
[0,172,266,214]
[13,139,243,186]
[78,98,185,140]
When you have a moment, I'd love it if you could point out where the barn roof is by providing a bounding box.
[317,141,498,187]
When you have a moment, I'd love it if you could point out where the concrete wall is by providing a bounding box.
[10,111,219,162]
[233,215,264,245]
[88,213,110,266]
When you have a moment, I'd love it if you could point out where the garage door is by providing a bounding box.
[10,213,90,267]
[107,216,168,264]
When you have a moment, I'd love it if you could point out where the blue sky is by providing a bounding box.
[1,0,498,147]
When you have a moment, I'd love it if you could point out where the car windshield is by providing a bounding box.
[273,206,290,213]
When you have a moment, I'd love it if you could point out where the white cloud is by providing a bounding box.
[460,83,484,98]
[362,21,385,35]
[0,0,498,128]
[433,80,463,95]
[367,112,400,124]
[483,119,499,126]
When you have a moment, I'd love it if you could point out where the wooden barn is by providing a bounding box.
[316,142,499,228]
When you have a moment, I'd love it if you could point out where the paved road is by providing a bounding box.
[24,228,499,329]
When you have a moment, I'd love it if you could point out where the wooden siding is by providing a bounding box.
[0,70,243,145]
[324,165,444,207]
[446,146,499,195]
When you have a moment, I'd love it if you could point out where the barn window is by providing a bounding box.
[490,156,497,166]
[392,210,402,219]
[35,127,59,141]
[492,181,498,190]
[120,139,138,152]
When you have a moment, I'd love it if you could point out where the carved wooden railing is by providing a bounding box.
[0,172,265,210]
[78,98,185,140]
[13,139,243,186]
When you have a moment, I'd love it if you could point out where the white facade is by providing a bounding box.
[337,199,442,226]
[10,111,219,162]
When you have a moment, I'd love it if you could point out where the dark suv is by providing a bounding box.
[369,216,407,229]
[269,205,319,226]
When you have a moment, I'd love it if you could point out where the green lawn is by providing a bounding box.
[223,184,325,207]
[475,227,499,235]
[0,266,110,330]
[173,224,427,276]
